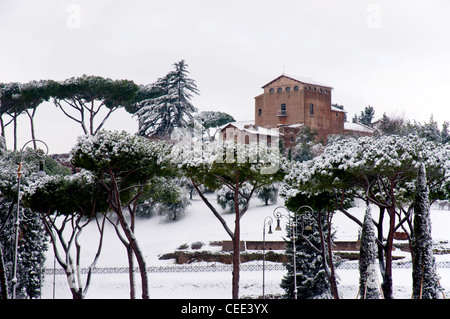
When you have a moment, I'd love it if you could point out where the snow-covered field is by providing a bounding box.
[40,194,450,299]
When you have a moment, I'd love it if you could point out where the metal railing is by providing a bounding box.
[44,261,450,275]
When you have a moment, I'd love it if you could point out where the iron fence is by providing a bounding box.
[44,261,450,275]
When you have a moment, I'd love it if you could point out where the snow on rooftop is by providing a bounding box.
[285,123,304,128]
[283,74,333,88]
[220,121,282,137]
[344,122,375,133]
[331,105,346,112]
[263,74,333,89]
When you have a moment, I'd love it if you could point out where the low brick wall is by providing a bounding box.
[334,241,361,251]
[222,240,361,252]
[159,250,288,264]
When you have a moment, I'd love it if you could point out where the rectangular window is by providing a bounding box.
[280,103,287,116]
[310,103,314,116]
[258,108,262,116]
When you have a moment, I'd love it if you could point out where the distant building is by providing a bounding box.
[254,74,374,147]
[219,120,281,146]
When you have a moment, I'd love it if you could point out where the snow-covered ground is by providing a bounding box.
[40,194,450,299]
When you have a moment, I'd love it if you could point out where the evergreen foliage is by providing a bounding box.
[0,148,61,299]
[283,191,341,299]
[174,139,286,298]
[52,75,140,135]
[375,113,450,144]
[353,105,375,127]
[292,126,318,162]
[412,163,439,299]
[135,177,191,221]
[136,60,199,140]
[375,113,406,136]
[279,210,331,299]
[194,111,235,130]
[217,181,278,212]
[256,183,279,206]
[216,182,252,213]
[282,134,450,299]
[71,130,173,299]
[22,172,108,299]
[359,205,380,299]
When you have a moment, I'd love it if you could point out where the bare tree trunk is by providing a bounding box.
[127,246,136,299]
[13,115,17,151]
[381,207,396,299]
[325,214,339,299]
[0,242,9,299]
[116,212,149,299]
[232,178,240,299]
[25,109,37,149]
[127,203,136,299]
[0,117,6,147]
[317,211,339,299]
[107,170,149,299]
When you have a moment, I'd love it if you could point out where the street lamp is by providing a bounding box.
[273,206,298,299]
[12,139,49,299]
[273,205,314,300]
[262,216,273,299]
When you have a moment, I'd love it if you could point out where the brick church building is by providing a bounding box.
[220,74,373,148]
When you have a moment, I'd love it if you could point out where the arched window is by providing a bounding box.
[277,88,282,93]
[294,86,299,91]
[286,87,291,92]
[269,88,274,93]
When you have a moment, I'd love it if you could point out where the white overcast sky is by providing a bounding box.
[1,0,450,154]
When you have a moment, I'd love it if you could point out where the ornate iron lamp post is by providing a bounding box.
[273,205,314,300]
[262,216,273,298]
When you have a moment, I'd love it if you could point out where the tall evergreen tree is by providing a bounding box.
[292,126,318,162]
[282,192,343,299]
[136,60,199,140]
[280,211,331,299]
[412,163,439,299]
[419,115,440,142]
[0,148,50,299]
[14,209,47,299]
[355,105,375,127]
[359,205,380,299]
